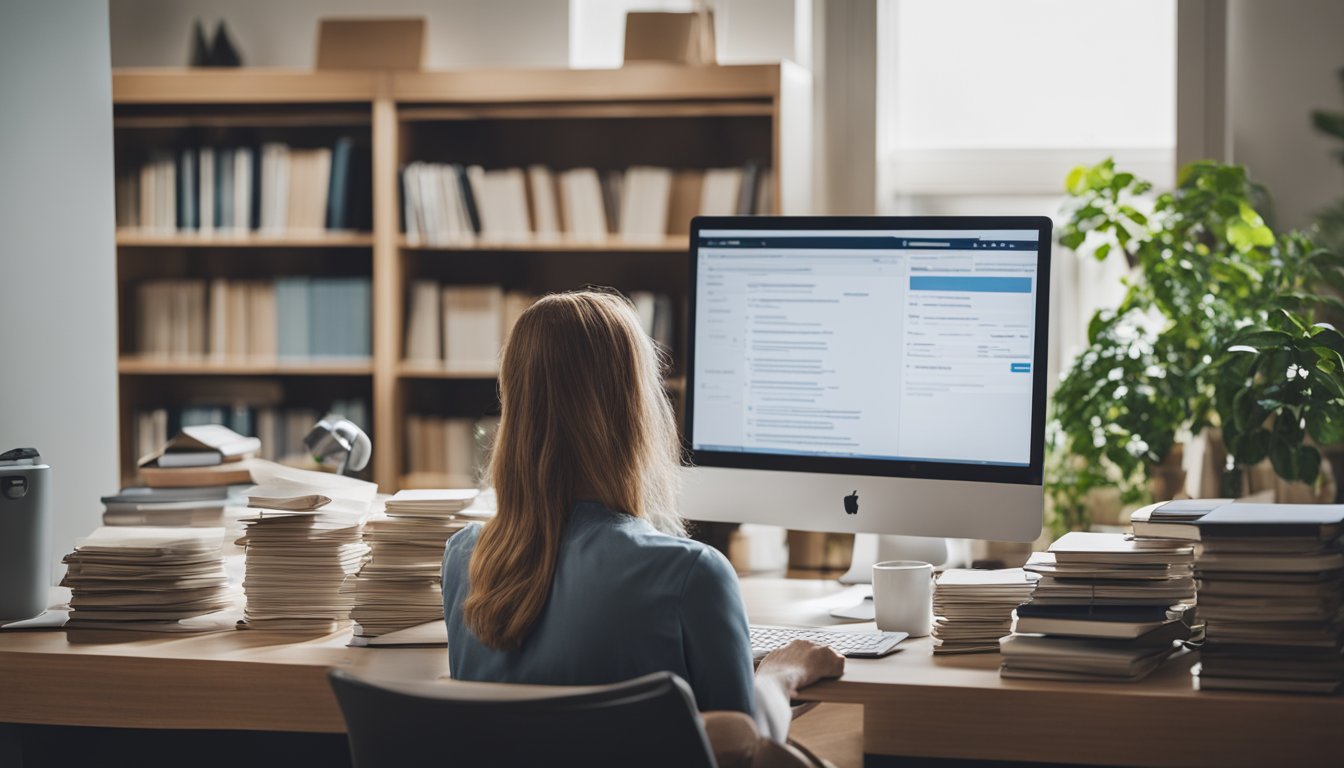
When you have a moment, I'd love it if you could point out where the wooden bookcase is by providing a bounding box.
[112,64,812,490]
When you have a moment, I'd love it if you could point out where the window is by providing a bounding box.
[877,0,1178,382]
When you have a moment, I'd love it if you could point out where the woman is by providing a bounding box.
[441,290,843,743]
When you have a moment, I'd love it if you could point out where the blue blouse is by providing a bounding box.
[441,502,757,717]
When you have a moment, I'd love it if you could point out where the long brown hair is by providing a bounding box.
[463,290,683,650]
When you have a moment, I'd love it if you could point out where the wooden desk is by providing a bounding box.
[1,578,1340,766]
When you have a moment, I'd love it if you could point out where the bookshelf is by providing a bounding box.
[111,64,811,489]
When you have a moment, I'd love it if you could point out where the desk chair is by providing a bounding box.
[328,669,825,768]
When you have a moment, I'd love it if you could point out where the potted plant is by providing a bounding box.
[1046,159,1344,536]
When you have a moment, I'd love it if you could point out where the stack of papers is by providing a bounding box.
[350,489,488,641]
[1001,532,1195,682]
[1192,503,1344,694]
[931,569,1038,654]
[100,485,252,554]
[235,461,376,633]
[61,526,233,632]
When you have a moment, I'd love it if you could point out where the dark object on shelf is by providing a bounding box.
[316,18,425,70]
[187,19,243,67]
[209,21,242,67]
[188,20,211,67]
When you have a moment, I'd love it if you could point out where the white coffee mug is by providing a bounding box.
[872,560,933,637]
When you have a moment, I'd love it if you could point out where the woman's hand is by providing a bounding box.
[755,639,845,699]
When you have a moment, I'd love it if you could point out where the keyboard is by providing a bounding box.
[749,624,907,660]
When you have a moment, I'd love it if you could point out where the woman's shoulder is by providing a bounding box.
[443,521,484,563]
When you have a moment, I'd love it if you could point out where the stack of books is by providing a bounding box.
[1193,503,1344,694]
[402,284,532,372]
[61,526,233,632]
[235,462,377,632]
[403,415,497,487]
[115,138,367,233]
[133,275,372,361]
[1001,532,1195,681]
[400,161,771,245]
[137,424,260,489]
[931,569,1039,654]
[101,485,234,528]
[350,489,487,642]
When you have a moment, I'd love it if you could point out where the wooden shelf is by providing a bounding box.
[399,234,688,253]
[392,65,783,104]
[113,69,380,104]
[116,230,375,248]
[115,112,371,129]
[398,102,773,121]
[118,357,374,376]
[398,363,498,380]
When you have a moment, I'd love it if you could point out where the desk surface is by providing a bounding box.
[2,577,1340,767]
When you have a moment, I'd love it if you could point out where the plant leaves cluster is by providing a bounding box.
[1048,159,1344,534]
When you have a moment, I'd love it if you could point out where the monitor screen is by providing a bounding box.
[687,217,1050,485]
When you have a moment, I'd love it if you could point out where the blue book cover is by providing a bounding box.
[276,277,310,358]
[179,148,198,230]
[309,278,333,357]
[352,278,371,356]
[218,148,234,229]
[326,137,354,230]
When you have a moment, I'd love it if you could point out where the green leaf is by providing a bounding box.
[1233,330,1292,350]
[1228,220,1255,252]
[1310,326,1344,358]
[1239,427,1272,465]
[1238,201,1265,228]
[1065,166,1088,195]
[1060,231,1086,250]
[1093,243,1112,262]
[1308,410,1344,445]
[1297,445,1321,485]
[1269,435,1298,478]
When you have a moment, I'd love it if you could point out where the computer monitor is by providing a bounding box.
[680,216,1051,543]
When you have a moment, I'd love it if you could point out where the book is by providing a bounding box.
[199,147,215,233]
[619,166,673,239]
[1013,613,1190,643]
[1129,498,1230,541]
[1048,531,1195,565]
[327,137,354,230]
[559,168,607,238]
[700,167,743,215]
[527,165,560,237]
[404,280,442,362]
[442,285,504,372]
[139,424,261,468]
[140,458,258,488]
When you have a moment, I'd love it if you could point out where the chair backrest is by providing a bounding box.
[328,669,719,768]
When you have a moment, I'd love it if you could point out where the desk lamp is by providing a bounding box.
[303,416,372,477]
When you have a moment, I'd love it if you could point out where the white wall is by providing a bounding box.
[1228,0,1344,231]
[0,0,118,581]
[110,0,800,70]
[109,0,570,69]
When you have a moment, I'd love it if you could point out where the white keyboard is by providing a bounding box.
[749,624,907,660]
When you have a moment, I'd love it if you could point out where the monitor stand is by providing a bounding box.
[830,534,962,620]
